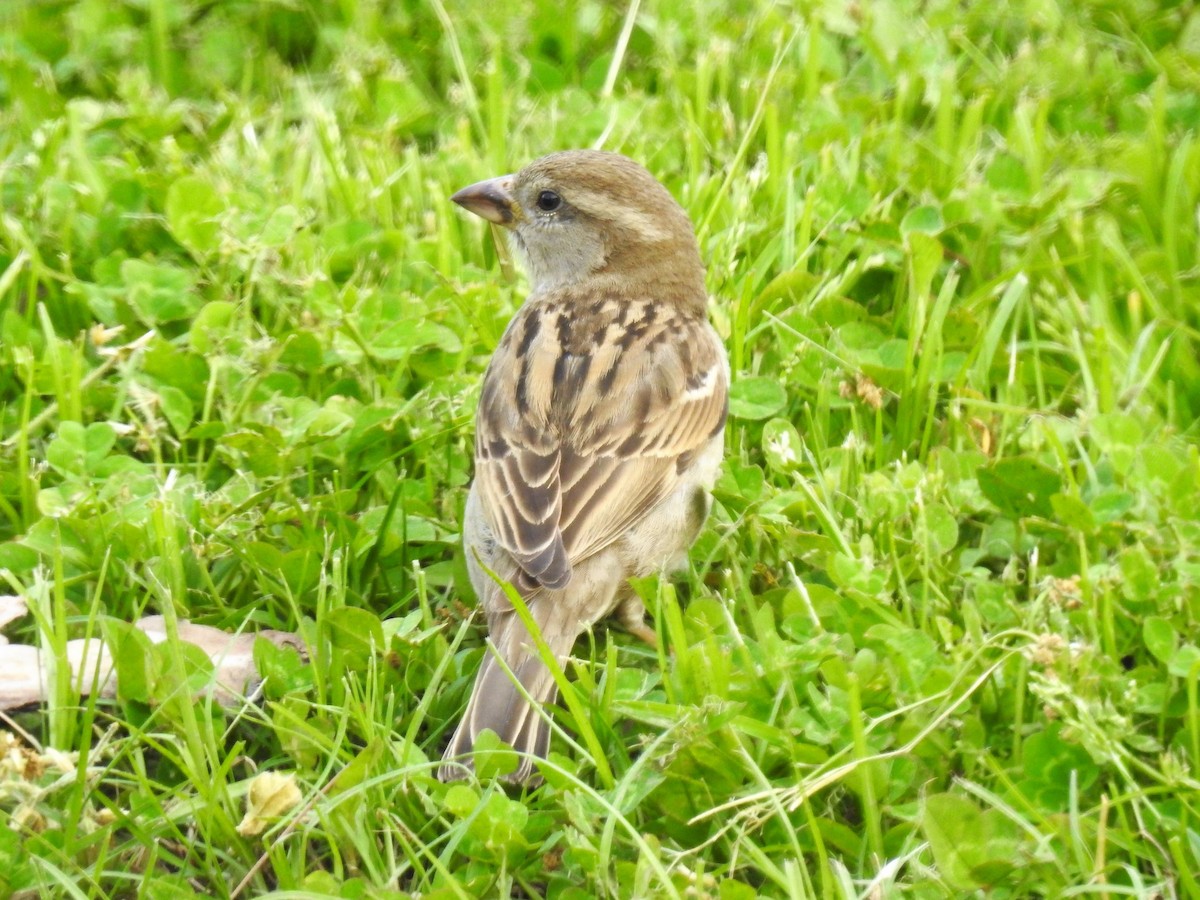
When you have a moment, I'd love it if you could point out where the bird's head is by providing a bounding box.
[452,150,705,300]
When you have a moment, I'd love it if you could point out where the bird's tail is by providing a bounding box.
[439,597,578,784]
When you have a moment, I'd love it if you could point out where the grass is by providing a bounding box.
[1,0,1199,896]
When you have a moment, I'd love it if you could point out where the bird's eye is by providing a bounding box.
[535,190,562,212]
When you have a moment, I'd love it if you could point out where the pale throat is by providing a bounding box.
[511,226,704,298]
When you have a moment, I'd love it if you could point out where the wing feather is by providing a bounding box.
[472,294,728,590]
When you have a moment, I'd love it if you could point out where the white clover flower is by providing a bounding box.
[768,429,798,465]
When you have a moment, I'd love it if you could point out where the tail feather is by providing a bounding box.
[439,599,578,784]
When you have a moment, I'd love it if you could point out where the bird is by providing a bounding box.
[440,149,728,784]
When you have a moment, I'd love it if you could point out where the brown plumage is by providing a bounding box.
[441,150,728,784]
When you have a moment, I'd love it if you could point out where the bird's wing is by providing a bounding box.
[473,297,728,591]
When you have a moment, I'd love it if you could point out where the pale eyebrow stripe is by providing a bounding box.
[570,191,672,242]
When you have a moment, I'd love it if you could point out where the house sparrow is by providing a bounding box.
[441,150,728,784]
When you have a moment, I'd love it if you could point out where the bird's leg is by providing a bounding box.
[616,594,658,649]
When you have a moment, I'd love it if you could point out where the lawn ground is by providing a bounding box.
[1,0,1199,896]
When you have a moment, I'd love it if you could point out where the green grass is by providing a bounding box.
[2,0,1199,896]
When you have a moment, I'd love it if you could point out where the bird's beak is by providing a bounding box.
[451,175,518,225]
